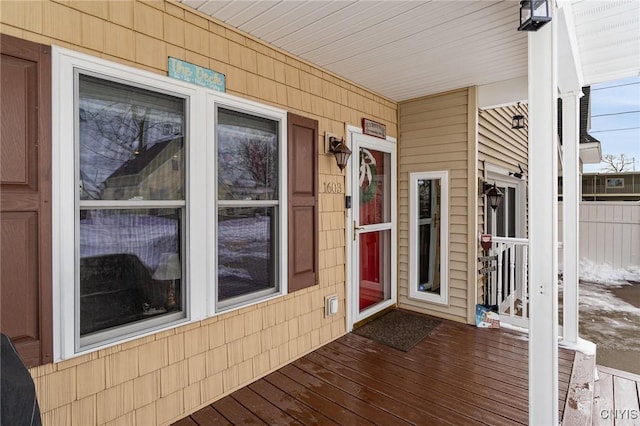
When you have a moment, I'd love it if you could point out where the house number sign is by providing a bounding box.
[322,182,343,193]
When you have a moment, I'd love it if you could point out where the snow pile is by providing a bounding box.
[577,259,640,353]
[579,258,640,287]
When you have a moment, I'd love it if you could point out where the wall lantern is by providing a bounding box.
[328,136,352,171]
[512,114,525,129]
[511,102,525,129]
[518,0,551,32]
[483,182,504,211]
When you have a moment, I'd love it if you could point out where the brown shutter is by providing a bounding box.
[1,34,53,367]
[287,113,318,292]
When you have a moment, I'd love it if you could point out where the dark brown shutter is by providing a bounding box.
[1,34,53,367]
[287,113,318,292]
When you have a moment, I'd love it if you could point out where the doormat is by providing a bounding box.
[353,310,441,352]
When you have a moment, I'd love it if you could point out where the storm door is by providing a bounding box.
[349,131,396,325]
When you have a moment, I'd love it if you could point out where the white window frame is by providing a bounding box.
[205,94,288,315]
[408,171,449,305]
[484,163,526,238]
[52,47,287,360]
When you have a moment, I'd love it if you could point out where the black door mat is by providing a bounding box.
[352,309,442,352]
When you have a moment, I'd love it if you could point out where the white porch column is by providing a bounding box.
[561,90,582,345]
[528,6,559,426]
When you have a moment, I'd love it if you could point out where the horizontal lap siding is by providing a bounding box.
[0,1,398,425]
[477,105,528,303]
[398,89,470,323]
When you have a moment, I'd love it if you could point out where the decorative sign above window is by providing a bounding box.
[168,57,225,92]
[362,118,386,139]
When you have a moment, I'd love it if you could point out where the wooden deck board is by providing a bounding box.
[247,379,339,425]
[175,313,575,425]
[591,365,640,426]
[612,376,640,426]
[231,387,303,426]
[593,371,614,426]
[189,405,232,426]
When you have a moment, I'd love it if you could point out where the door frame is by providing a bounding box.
[485,163,526,239]
[345,125,397,331]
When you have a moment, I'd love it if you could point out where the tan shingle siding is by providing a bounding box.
[2,1,397,423]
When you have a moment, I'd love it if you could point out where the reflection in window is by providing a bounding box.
[218,207,276,302]
[409,171,449,305]
[359,148,391,225]
[217,108,278,201]
[216,108,280,309]
[77,73,186,345]
[78,74,185,201]
[79,209,182,336]
[418,179,440,295]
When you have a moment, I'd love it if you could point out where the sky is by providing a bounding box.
[583,76,640,173]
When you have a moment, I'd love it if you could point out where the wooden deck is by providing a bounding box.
[592,365,640,426]
[174,315,575,425]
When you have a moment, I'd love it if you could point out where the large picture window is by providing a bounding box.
[216,107,282,309]
[408,171,449,305]
[76,73,187,348]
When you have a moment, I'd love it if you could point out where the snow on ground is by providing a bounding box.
[579,258,640,286]
[577,258,640,353]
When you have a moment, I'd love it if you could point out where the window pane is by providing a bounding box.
[508,187,516,237]
[359,148,391,225]
[217,108,278,201]
[78,74,185,201]
[79,209,183,336]
[417,178,442,295]
[496,187,506,237]
[218,207,277,303]
[359,230,391,312]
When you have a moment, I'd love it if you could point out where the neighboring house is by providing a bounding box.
[581,171,640,201]
[0,1,636,425]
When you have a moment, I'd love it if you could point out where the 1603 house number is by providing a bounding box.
[322,182,343,193]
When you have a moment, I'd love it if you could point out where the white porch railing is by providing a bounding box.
[484,236,529,328]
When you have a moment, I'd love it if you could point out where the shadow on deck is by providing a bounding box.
[174,313,575,425]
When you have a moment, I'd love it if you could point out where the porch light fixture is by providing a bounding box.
[328,136,352,171]
[483,182,504,211]
[518,0,551,32]
[512,103,525,129]
[512,114,525,129]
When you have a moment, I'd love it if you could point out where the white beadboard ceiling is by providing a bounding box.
[179,0,640,102]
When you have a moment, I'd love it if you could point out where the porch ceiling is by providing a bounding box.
[179,0,640,102]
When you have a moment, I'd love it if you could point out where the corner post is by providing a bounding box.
[561,90,582,345]
[527,4,559,425]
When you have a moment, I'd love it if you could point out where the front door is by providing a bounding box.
[349,130,396,326]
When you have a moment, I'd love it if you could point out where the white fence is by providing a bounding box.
[560,201,640,268]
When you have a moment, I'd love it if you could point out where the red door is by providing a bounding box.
[0,34,53,367]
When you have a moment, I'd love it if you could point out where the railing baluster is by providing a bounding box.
[485,236,529,327]
[497,243,503,307]
[511,245,515,317]
[523,245,528,319]
[509,244,516,319]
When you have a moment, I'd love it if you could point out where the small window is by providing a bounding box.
[409,171,449,305]
[76,73,187,349]
[216,107,283,310]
